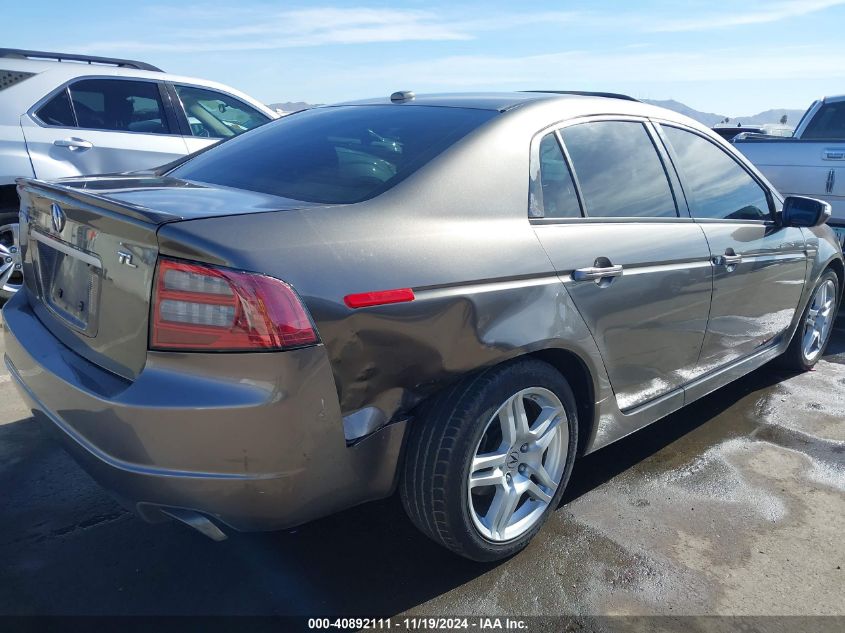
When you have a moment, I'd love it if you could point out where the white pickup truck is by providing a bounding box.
[733,95,845,247]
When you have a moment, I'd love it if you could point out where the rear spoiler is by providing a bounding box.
[15,178,181,225]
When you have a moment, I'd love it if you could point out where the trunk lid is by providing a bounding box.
[16,176,317,380]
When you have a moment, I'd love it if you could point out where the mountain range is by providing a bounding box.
[640,99,804,127]
[269,98,806,128]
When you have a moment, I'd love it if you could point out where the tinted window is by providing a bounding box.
[68,79,170,134]
[560,121,677,218]
[662,126,770,221]
[175,85,270,138]
[170,105,497,204]
[802,101,845,139]
[35,89,75,127]
[530,133,580,218]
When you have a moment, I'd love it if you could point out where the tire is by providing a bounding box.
[778,269,839,371]
[400,358,578,561]
[0,210,23,301]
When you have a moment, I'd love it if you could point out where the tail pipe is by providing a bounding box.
[161,507,228,541]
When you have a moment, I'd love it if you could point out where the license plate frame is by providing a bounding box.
[30,229,103,337]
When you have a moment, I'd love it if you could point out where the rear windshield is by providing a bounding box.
[169,105,497,204]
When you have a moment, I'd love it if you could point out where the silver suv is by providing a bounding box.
[4,91,842,561]
[0,48,278,297]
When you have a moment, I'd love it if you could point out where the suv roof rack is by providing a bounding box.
[0,48,163,72]
[524,90,640,102]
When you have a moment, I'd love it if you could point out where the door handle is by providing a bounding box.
[713,253,742,266]
[54,138,93,150]
[572,264,624,281]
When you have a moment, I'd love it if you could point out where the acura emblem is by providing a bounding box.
[50,203,66,233]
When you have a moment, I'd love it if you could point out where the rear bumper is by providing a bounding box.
[2,290,406,532]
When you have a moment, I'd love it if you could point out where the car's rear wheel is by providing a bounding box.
[400,359,578,561]
[779,269,839,371]
[0,211,23,300]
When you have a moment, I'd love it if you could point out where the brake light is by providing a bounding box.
[150,258,318,351]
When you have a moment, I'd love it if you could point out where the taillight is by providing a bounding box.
[150,258,318,351]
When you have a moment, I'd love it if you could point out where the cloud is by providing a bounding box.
[647,0,845,32]
[338,45,845,88]
[77,2,845,54]
[80,6,578,54]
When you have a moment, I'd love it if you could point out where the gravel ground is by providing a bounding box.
[0,310,843,624]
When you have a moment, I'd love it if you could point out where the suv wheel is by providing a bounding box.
[779,269,839,371]
[400,359,578,561]
[0,211,22,300]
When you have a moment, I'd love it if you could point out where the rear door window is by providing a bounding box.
[559,121,678,218]
[530,132,581,218]
[174,84,270,138]
[661,125,771,221]
[68,79,171,134]
[35,89,76,127]
[170,105,497,204]
[802,101,845,139]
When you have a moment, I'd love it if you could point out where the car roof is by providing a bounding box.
[335,91,639,112]
[330,91,708,136]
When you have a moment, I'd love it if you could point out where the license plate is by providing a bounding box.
[31,230,102,336]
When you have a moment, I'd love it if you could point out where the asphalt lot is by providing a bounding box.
[0,310,843,621]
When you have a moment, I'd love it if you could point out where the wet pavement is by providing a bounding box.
[0,314,843,619]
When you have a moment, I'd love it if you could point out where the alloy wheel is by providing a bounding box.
[802,278,837,363]
[467,387,568,542]
[0,222,22,297]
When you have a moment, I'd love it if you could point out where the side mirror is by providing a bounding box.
[782,196,831,227]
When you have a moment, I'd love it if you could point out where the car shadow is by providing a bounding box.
[0,326,841,617]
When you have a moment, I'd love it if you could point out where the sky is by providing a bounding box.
[5,0,845,115]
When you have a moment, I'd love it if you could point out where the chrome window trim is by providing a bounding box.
[530,216,696,225]
[692,217,774,225]
[27,75,180,138]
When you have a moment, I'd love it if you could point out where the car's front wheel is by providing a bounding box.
[400,359,578,561]
[0,211,23,300]
[779,269,840,371]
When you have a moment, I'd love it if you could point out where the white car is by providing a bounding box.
[0,48,279,297]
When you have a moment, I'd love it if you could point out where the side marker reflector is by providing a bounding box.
[344,288,415,309]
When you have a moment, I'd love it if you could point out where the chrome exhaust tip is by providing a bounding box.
[161,507,228,541]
